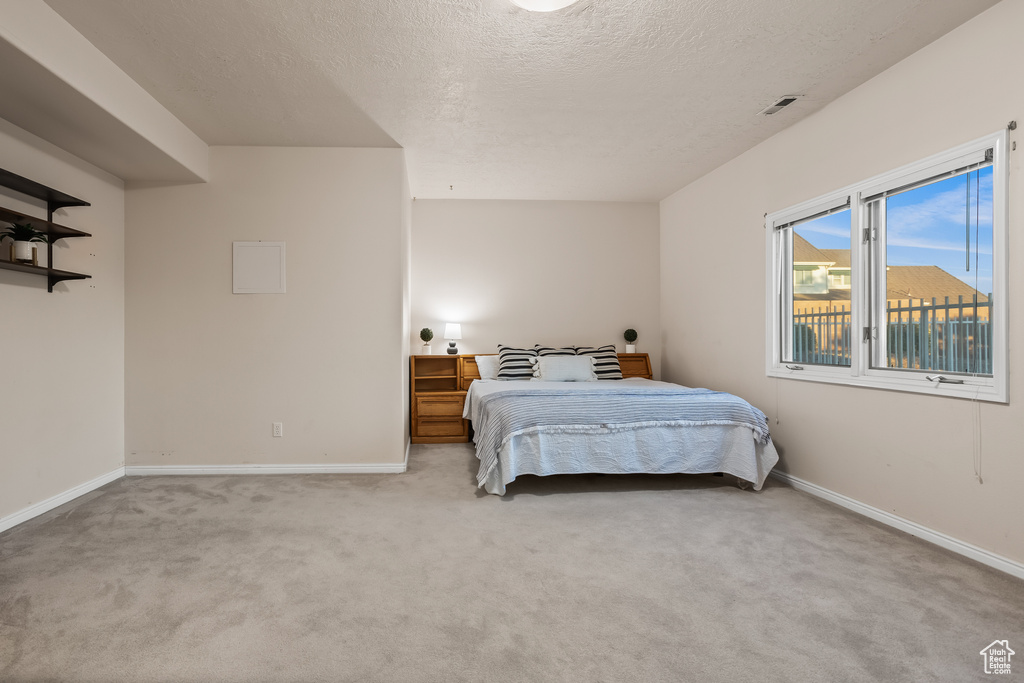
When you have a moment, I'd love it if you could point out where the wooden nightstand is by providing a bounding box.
[410,355,469,443]
[410,352,653,443]
[617,353,653,379]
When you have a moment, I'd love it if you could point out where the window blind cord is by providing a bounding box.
[774,376,781,426]
[775,230,785,368]
[974,170,982,372]
[965,173,971,272]
[973,387,983,484]
[970,172,981,458]
[975,170,981,277]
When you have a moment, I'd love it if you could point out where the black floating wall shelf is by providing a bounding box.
[0,168,91,292]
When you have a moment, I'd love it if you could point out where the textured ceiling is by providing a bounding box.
[44,0,998,201]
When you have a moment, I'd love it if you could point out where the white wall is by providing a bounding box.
[0,117,125,522]
[412,199,661,376]
[660,0,1023,563]
[125,147,407,467]
[401,156,412,447]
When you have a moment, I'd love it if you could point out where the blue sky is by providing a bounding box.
[796,166,993,295]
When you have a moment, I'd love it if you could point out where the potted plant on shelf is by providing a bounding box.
[624,328,638,353]
[420,328,434,354]
[1,221,47,264]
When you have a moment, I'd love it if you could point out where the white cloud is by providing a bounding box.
[887,236,992,255]
[797,223,849,240]
[886,173,993,247]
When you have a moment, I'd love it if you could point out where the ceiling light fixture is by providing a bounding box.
[510,0,581,11]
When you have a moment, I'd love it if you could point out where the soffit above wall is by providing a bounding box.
[0,0,209,183]
[42,0,998,199]
[0,39,205,183]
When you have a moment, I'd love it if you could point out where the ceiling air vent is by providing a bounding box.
[757,96,800,116]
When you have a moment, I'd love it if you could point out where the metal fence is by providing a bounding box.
[792,305,852,366]
[792,295,992,374]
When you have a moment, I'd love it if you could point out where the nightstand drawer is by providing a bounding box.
[416,417,467,438]
[416,395,464,417]
[410,356,471,444]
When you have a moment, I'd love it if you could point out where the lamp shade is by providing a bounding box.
[443,323,462,340]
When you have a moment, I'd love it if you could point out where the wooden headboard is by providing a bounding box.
[459,353,652,390]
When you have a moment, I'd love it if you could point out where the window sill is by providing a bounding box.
[766,364,1007,403]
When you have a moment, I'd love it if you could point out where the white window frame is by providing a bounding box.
[766,130,1009,403]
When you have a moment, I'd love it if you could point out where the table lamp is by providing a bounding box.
[444,323,462,355]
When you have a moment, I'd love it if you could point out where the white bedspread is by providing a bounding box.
[463,378,779,495]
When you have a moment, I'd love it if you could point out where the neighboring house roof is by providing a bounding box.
[793,238,987,303]
[885,266,988,303]
[795,290,851,304]
[820,249,851,268]
[794,266,987,302]
[793,234,834,264]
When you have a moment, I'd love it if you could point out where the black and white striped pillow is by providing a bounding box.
[534,345,576,357]
[497,345,538,380]
[574,345,623,379]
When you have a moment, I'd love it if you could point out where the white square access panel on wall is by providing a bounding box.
[233,241,286,294]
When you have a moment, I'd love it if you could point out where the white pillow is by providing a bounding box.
[532,356,597,382]
[475,355,500,380]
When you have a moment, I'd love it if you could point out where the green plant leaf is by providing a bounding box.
[2,221,48,242]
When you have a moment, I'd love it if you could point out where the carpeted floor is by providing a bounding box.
[1,444,1021,682]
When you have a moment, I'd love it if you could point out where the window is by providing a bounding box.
[793,268,816,286]
[828,271,851,289]
[766,131,1008,402]
[783,207,852,367]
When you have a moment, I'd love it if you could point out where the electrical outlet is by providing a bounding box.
[272,422,283,437]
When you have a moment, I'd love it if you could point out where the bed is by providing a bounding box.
[462,353,779,495]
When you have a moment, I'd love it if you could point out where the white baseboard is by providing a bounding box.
[125,463,407,476]
[0,466,125,534]
[769,471,1024,581]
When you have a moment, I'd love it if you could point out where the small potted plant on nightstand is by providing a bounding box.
[420,327,434,354]
[624,328,638,353]
[1,221,48,264]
